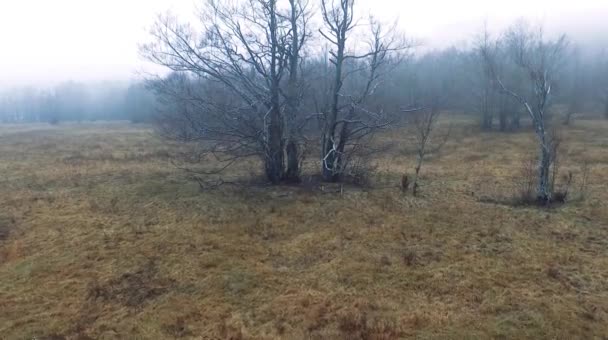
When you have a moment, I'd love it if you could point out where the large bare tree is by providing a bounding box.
[141,0,310,184]
[482,21,569,203]
[318,0,408,182]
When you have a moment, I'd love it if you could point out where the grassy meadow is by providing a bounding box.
[1,117,608,339]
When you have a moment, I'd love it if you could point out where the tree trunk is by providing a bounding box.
[322,137,338,182]
[265,106,284,184]
[481,91,492,130]
[334,120,350,180]
[481,80,493,130]
[498,94,508,131]
[284,140,300,182]
[283,0,302,182]
[510,112,521,130]
[322,33,345,182]
[412,155,423,196]
[536,134,552,204]
[265,0,285,185]
[498,110,507,131]
[482,113,492,130]
[563,111,573,125]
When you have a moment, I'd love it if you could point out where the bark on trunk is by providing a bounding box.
[481,83,493,130]
[322,139,338,182]
[283,0,302,182]
[322,30,345,182]
[536,134,552,204]
[265,0,285,184]
[284,140,300,182]
[412,155,423,196]
[333,121,350,181]
[265,106,284,184]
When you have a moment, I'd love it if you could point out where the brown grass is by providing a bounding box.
[1,118,607,339]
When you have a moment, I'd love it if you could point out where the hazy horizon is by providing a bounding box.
[1,0,607,89]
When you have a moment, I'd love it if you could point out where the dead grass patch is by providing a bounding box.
[87,258,174,308]
[0,119,607,338]
[0,215,14,241]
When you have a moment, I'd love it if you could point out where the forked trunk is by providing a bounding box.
[321,9,346,182]
[322,52,345,182]
[322,140,338,182]
[334,121,350,180]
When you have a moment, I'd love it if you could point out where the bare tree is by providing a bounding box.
[141,0,310,184]
[284,0,310,181]
[408,107,448,196]
[482,20,569,203]
[318,0,408,182]
[403,69,451,196]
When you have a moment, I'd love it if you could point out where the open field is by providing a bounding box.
[1,118,608,339]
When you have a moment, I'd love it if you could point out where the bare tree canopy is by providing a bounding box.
[131,0,604,202]
[481,21,569,203]
[140,0,413,185]
[318,0,411,182]
[141,0,311,184]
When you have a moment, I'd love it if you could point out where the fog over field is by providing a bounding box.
[1,0,608,339]
[1,0,607,88]
[1,0,607,124]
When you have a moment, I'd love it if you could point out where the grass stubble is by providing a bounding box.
[0,118,607,339]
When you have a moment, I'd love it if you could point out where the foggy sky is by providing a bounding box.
[1,0,607,89]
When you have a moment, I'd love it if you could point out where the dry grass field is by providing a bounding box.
[1,117,608,339]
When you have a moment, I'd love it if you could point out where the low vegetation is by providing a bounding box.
[1,117,607,339]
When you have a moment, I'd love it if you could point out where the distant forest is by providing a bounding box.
[1,35,606,126]
[0,81,156,123]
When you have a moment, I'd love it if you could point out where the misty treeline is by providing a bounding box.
[0,81,157,124]
[138,0,607,202]
[2,0,607,202]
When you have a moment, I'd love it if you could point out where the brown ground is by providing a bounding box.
[0,117,607,339]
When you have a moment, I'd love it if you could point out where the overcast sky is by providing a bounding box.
[1,0,607,89]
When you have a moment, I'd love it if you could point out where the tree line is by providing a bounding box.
[1,0,607,203]
[140,0,606,203]
[0,81,157,124]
